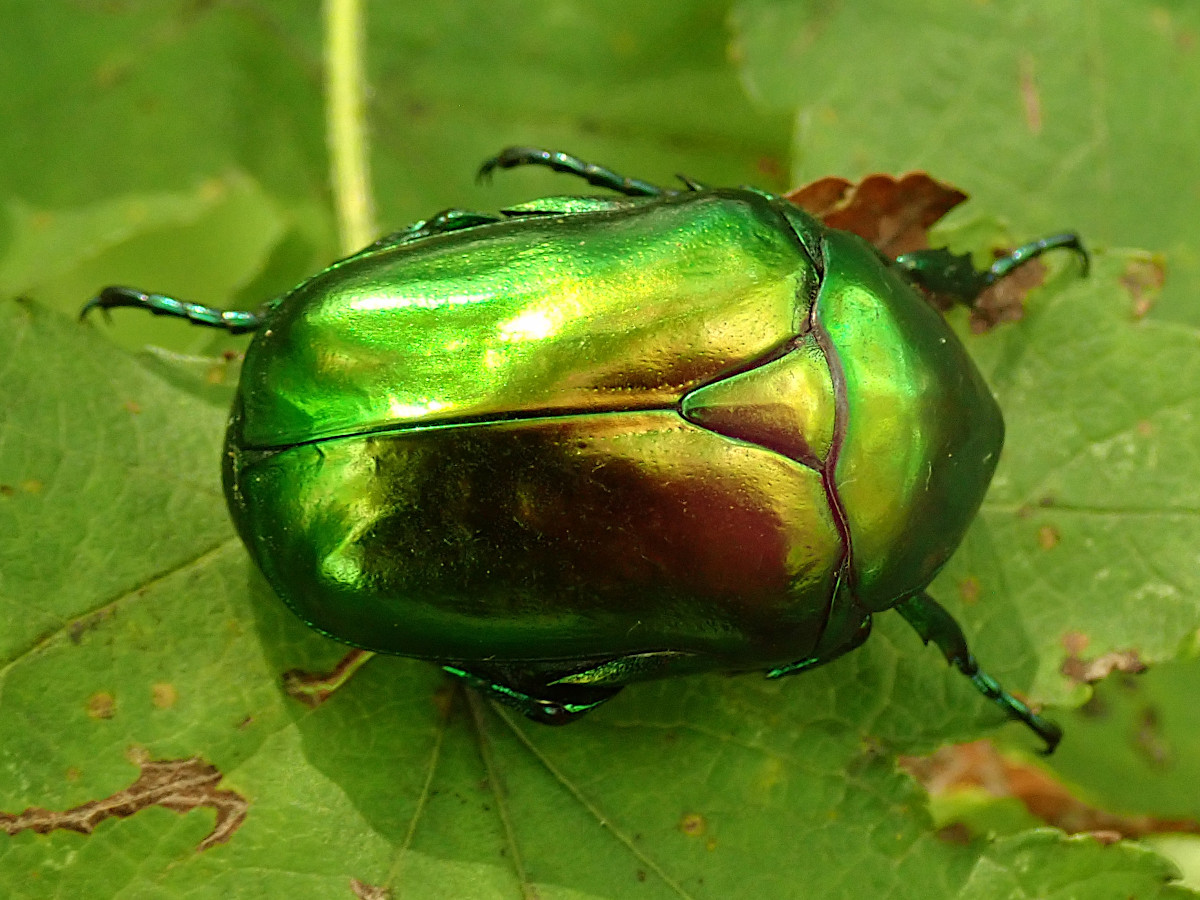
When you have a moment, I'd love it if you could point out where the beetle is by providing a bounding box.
[84,147,1086,751]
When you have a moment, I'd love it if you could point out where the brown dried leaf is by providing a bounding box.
[1119,254,1167,320]
[351,879,393,900]
[902,740,1199,840]
[283,647,374,708]
[785,172,967,257]
[1060,646,1148,685]
[965,254,1047,333]
[0,753,247,851]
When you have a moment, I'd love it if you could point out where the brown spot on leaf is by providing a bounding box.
[123,401,141,415]
[431,681,457,720]
[1061,648,1146,685]
[756,155,784,181]
[0,484,14,497]
[1135,706,1173,769]
[94,58,131,90]
[1061,631,1090,655]
[786,172,967,257]
[936,822,974,845]
[350,879,392,900]
[86,692,116,720]
[152,683,178,709]
[0,754,247,851]
[1037,524,1060,550]
[1119,254,1166,320]
[1019,54,1042,135]
[958,576,981,605]
[902,740,1200,839]
[679,812,706,836]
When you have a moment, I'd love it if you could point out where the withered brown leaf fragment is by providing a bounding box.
[1061,645,1147,685]
[1,753,247,851]
[902,740,1200,840]
[785,172,967,257]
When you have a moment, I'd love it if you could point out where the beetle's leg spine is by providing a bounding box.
[81,286,265,334]
[896,593,1062,753]
[477,146,667,197]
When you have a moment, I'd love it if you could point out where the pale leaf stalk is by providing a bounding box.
[324,0,376,253]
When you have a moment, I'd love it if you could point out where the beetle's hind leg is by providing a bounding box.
[895,592,1061,753]
[477,146,668,198]
[80,286,266,334]
[442,664,621,725]
[894,233,1088,308]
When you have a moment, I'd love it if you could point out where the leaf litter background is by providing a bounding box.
[2,1,1200,898]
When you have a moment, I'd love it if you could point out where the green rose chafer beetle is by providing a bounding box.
[85,147,1087,752]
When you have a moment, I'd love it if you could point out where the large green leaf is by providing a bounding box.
[732,0,1200,327]
[3,1,1198,898]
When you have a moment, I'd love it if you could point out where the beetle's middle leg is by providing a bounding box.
[477,146,668,198]
[441,664,622,725]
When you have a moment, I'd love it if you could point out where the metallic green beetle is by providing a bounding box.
[85,147,1086,751]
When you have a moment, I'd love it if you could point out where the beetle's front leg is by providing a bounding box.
[80,286,268,334]
[895,592,1061,753]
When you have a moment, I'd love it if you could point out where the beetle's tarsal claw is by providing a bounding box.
[79,297,102,323]
[79,286,146,322]
[477,146,539,184]
[476,157,500,185]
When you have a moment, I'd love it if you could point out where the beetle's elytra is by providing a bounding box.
[84,147,1087,751]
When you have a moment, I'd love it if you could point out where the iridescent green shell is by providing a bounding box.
[222,188,1002,683]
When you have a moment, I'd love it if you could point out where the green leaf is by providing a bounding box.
[3,1,1198,898]
[731,0,1200,328]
